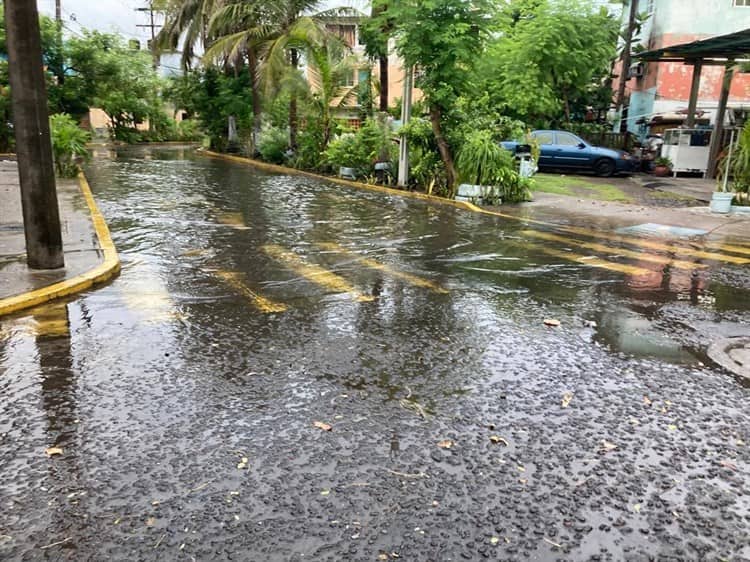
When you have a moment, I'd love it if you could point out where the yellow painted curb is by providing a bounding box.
[201,150,484,215]
[0,171,121,317]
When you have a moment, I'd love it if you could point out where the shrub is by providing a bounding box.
[323,114,396,180]
[176,119,202,141]
[49,113,90,178]
[455,129,532,204]
[257,126,289,164]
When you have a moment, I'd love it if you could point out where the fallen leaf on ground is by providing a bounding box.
[489,435,509,446]
[561,392,573,408]
[314,421,332,432]
[45,447,63,457]
[543,319,560,327]
[600,440,617,452]
[437,439,454,449]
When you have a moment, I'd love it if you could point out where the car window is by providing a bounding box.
[556,132,582,146]
[533,132,554,145]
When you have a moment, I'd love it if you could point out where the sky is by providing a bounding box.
[37,0,369,44]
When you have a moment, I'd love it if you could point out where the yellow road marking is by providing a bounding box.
[215,270,288,313]
[523,230,707,271]
[203,151,750,264]
[535,246,656,276]
[316,242,448,294]
[554,225,750,265]
[701,240,750,257]
[262,245,375,302]
[216,212,250,230]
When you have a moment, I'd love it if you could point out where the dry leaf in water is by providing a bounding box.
[561,392,573,408]
[489,435,509,446]
[45,447,63,457]
[643,396,652,406]
[437,439,454,449]
[490,536,500,545]
[601,440,617,452]
[146,517,156,527]
[314,421,332,432]
[543,319,561,327]
[237,456,249,470]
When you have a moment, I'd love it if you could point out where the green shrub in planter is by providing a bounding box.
[50,113,91,178]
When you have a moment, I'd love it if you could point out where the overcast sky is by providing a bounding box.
[37,0,370,43]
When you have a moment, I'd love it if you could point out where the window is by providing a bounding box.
[533,131,554,145]
[556,132,583,146]
[735,0,750,6]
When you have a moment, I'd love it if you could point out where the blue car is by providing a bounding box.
[501,130,637,177]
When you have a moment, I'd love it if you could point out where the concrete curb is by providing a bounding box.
[0,170,120,317]
[201,150,492,216]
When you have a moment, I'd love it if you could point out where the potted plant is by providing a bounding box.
[653,156,672,177]
[713,127,742,214]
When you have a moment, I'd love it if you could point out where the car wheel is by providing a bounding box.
[594,158,615,177]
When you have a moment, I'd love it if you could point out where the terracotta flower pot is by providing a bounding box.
[653,165,671,177]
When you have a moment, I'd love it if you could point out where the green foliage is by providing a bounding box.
[165,68,253,150]
[654,156,673,168]
[400,118,445,193]
[477,0,619,126]
[49,113,90,177]
[718,122,750,198]
[324,116,396,179]
[257,126,289,164]
[455,129,532,204]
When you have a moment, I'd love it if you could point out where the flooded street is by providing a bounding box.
[1,146,749,561]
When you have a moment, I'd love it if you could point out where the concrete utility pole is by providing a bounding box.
[397,67,413,188]
[614,0,639,133]
[5,0,65,270]
[136,3,160,70]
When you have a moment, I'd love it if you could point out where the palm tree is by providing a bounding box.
[156,0,221,71]
[205,1,269,152]
[305,35,359,148]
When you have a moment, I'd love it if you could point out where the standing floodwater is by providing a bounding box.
[1,146,748,561]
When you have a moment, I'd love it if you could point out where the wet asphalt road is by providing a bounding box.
[1,146,749,561]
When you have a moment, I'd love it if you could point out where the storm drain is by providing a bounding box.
[707,337,750,380]
[616,223,707,239]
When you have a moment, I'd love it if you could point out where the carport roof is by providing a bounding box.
[636,28,750,62]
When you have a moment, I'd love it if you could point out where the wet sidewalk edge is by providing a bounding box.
[0,170,121,317]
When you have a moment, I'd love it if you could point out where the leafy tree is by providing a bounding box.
[478,0,618,126]
[370,0,495,193]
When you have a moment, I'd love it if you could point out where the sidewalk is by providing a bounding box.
[629,173,716,203]
[0,159,116,312]
[506,190,750,241]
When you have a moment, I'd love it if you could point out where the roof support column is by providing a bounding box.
[707,63,734,179]
[685,60,702,128]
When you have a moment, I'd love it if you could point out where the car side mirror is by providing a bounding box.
[577,142,586,149]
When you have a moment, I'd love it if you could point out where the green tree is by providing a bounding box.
[370,0,495,193]
[478,0,618,126]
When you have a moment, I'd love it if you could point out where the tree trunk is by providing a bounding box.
[248,47,261,155]
[614,0,638,133]
[379,54,389,112]
[289,48,299,150]
[429,104,456,195]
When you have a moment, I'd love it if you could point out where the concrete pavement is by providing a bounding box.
[0,159,119,314]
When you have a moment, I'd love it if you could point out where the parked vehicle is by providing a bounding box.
[501,130,637,177]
